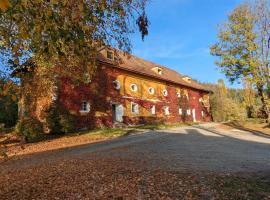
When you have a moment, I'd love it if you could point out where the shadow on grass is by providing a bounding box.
[223,121,270,139]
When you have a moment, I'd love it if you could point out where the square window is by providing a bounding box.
[80,101,90,112]
[107,50,114,60]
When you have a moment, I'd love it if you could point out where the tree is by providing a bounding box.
[210,0,270,119]
[0,75,18,127]
[0,0,149,81]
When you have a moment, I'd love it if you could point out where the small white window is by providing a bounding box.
[149,87,155,95]
[179,108,182,115]
[113,80,121,90]
[162,89,168,97]
[130,84,138,92]
[131,102,139,114]
[80,101,90,112]
[201,111,204,117]
[158,68,162,75]
[177,92,181,98]
[187,109,191,115]
[164,106,170,115]
[107,50,114,60]
[151,105,156,115]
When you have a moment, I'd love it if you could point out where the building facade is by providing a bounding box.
[57,50,212,129]
[16,49,212,130]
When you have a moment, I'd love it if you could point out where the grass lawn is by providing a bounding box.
[221,119,270,136]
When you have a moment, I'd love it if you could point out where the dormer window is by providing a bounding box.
[157,68,162,75]
[183,76,191,83]
[107,50,114,60]
[151,67,163,75]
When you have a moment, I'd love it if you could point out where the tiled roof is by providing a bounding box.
[98,49,211,93]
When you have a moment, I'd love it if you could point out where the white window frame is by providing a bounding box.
[113,80,121,90]
[151,105,156,115]
[131,102,139,114]
[157,68,163,75]
[179,108,182,115]
[148,87,155,95]
[162,89,168,97]
[130,84,138,92]
[80,101,90,113]
[164,106,170,115]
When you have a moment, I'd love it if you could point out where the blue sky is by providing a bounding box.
[131,0,244,88]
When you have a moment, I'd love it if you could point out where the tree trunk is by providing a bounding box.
[257,84,269,121]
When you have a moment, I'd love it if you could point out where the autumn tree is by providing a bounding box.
[210,0,270,119]
[0,0,149,81]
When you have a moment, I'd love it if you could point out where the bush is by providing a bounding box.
[15,118,43,143]
[45,104,76,134]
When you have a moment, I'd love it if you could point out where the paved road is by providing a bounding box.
[1,123,270,173]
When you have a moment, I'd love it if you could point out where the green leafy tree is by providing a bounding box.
[210,0,270,119]
[0,0,149,80]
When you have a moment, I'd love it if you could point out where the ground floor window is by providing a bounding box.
[164,106,170,115]
[187,109,191,115]
[131,102,139,114]
[151,105,156,115]
[179,108,182,115]
[80,101,90,112]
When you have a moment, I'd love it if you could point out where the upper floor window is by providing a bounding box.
[113,80,121,90]
[130,84,138,92]
[164,106,170,115]
[148,87,155,95]
[157,68,162,75]
[177,92,181,98]
[162,89,168,97]
[80,101,90,113]
[131,102,139,114]
[107,50,114,60]
[151,105,156,115]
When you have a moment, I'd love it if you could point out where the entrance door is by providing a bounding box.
[192,108,196,122]
[112,104,123,122]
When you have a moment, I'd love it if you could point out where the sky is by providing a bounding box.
[131,0,245,88]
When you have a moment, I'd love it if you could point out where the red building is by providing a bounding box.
[16,49,212,130]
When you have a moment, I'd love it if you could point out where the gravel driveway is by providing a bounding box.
[1,123,270,173]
